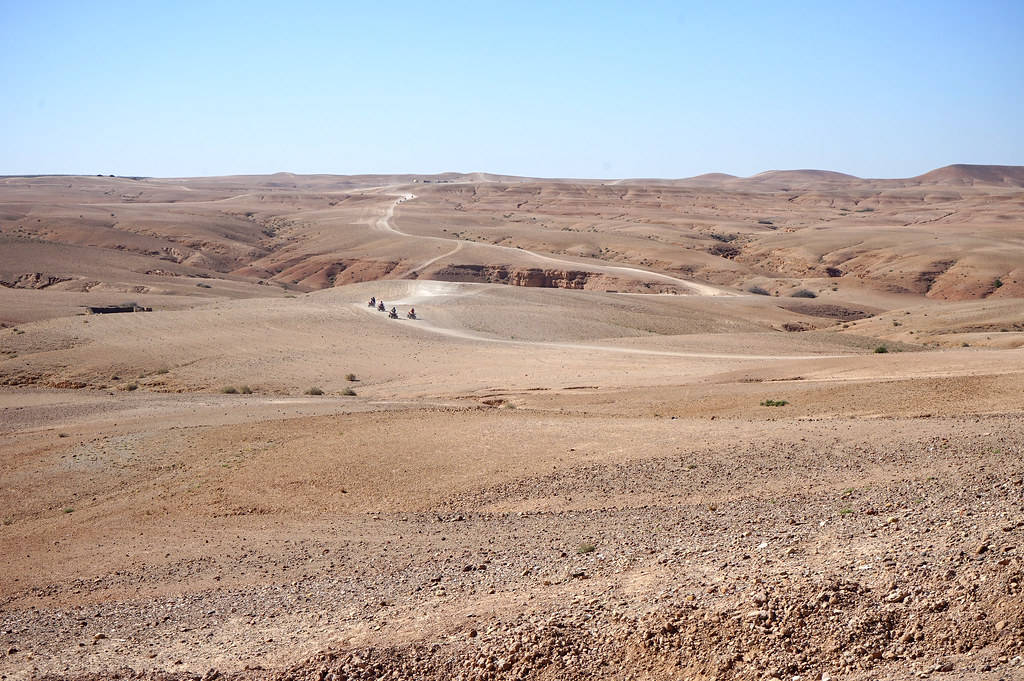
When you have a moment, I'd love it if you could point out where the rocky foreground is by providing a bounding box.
[2,411,1021,681]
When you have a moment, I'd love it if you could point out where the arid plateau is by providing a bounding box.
[1,166,1023,680]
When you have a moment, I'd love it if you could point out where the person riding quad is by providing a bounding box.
[408,307,416,319]
[368,296,376,307]
[390,306,397,316]
[377,301,385,312]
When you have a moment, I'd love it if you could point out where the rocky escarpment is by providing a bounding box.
[432,264,686,293]
[0,272,72,289]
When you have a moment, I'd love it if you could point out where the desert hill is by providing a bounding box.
[910,163,1024,187]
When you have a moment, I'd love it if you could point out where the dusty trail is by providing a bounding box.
[375,193,738,297]
[357,282,846,361]
[409,241,464,275]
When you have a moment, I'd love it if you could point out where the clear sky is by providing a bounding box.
[2,0,1022,179]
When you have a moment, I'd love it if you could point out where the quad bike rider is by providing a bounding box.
[388,307,399,319]
[368,296,376,307]
[407,308,417,320]
[377,301,385,312]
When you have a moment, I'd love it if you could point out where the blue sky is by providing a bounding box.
[2,1,1022,178]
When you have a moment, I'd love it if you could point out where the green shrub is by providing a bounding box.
[125,383,138,391]
[345,373,358,382]
[239,385,253,394]
[305,387,324,396]
[760,399,789,407]
[790,289,817,298]
[221,386,238,394]
[747,285,770,296]
[874,346,889,354]
[341,387,356,396]
[576,542,596,554]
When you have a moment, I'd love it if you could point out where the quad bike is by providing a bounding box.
[406,310,417,320]
[368,297,376,307]
[377,302,385,312]
[388,309,399,319]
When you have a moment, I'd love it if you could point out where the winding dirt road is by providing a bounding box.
[376,193,738,297]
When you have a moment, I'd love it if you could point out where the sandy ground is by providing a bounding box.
[1,169,1023,680]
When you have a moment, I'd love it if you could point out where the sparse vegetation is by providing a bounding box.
[874,345,889,353]
[196,282,212,288]
[341,387,356,396]
[576,542,597,554]
[63,507,74,514]
[345,373,358,382]
[994,278,1003,288]
[155,367,169,374]
[747,285,770,296]
[221,386,238,394]
[305,387,324,396]
[790,289,817,298]
[760,399,789,407]
[125,383,138,391]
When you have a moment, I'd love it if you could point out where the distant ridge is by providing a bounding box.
[748,169,861,181]
[910,164,1024,187]
[676,172,740,186]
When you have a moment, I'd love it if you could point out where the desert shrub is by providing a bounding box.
[341,387,356,396]
[345,373,358,382]
[994,278,1003,288]
[305,387,324,396]
[757,219,774,225]
[874,345,889,354]
[221,386,238,394]
[239,385,253,394]
[155,367,169,374]
[790,289,817,298]
[196,282,212,288]
[125,383,138,391]
[760,399,789,407]
[577,542,596,554]
[747,285,771,296]
[855,207,875,212]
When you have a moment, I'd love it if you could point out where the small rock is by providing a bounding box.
[995,620,1007,631]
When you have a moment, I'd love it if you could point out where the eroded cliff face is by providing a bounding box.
[0,273,72,289]
[432,264,687,294]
